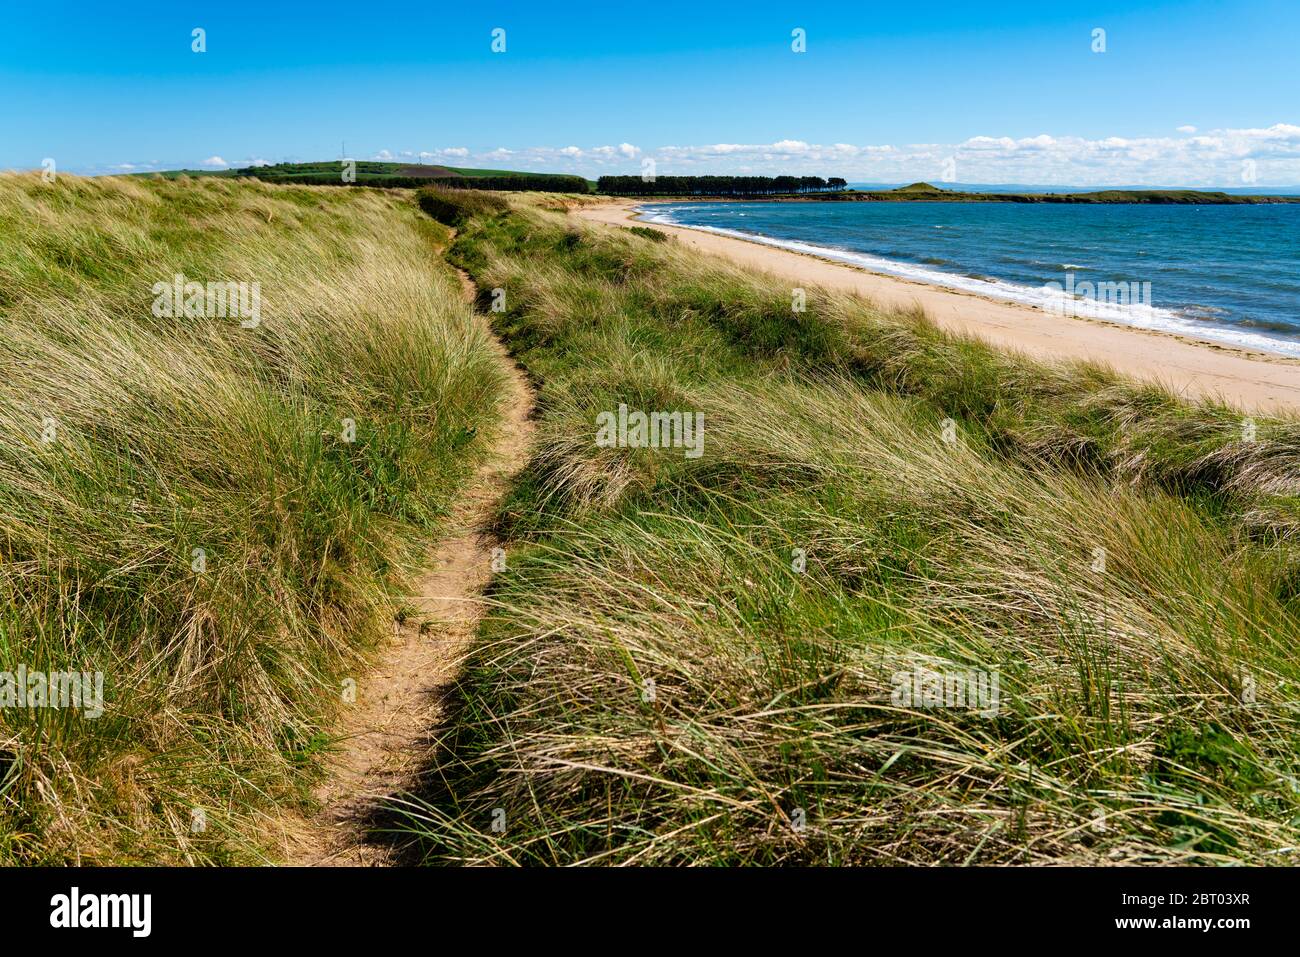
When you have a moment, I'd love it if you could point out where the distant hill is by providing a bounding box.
[138,161,596,192]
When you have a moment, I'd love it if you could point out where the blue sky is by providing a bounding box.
[3,0,1298,185]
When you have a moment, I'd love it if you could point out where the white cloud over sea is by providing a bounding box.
[364,124,1300,187]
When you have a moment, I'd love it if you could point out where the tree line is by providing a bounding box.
[597,175,848,196]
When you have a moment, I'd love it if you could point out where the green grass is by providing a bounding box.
[0,172,506,863]
[397,193,1300,865]
[417,185,509,227]
[164,161,598,192]
[136,161,593,182]
[134,168,242,179]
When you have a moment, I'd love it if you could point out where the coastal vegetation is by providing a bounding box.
[0,173,505,863]
[4,173,1297,867]
[240,164,591,193]
[399,189,1300,866]
[144,161,594,193]
[417,185,509,226]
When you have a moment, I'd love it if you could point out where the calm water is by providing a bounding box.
[637,201,1300,356]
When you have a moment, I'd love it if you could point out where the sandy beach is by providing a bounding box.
[576,201,1300,415]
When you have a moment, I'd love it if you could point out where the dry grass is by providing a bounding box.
[399,197,1300,865]
[0,173,505,863]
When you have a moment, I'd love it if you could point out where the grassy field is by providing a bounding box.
[401,191,1300,865]
[145,162,596,193]
[0,173,505,863]
[141,161,590,181]
[219,161,595,191]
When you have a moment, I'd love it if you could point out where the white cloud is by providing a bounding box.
[608,126,1300,185]
[591,143,641,161]
[372,149,395,161]
[202,156,227,168]
[181,126,1297,187]
[962,136,1017,151]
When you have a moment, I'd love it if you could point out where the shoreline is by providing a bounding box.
[574,200,1300,415]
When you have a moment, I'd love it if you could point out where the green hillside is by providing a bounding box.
[139,161,596,192]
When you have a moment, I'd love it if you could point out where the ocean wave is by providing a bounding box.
[1234,316,1300,334]
[1177,304,1230,319]
[634,206,1300,358]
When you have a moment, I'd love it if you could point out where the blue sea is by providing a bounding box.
[636,201,1300,357]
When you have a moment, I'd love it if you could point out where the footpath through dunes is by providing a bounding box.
[283,251,535,866]
[575,202,1300,415]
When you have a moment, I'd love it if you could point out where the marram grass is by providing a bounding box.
[398,195,1300,865]
[0,173,505,863]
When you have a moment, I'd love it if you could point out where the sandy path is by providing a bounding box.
[282,257,533,866]
[576,201,1300,415]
